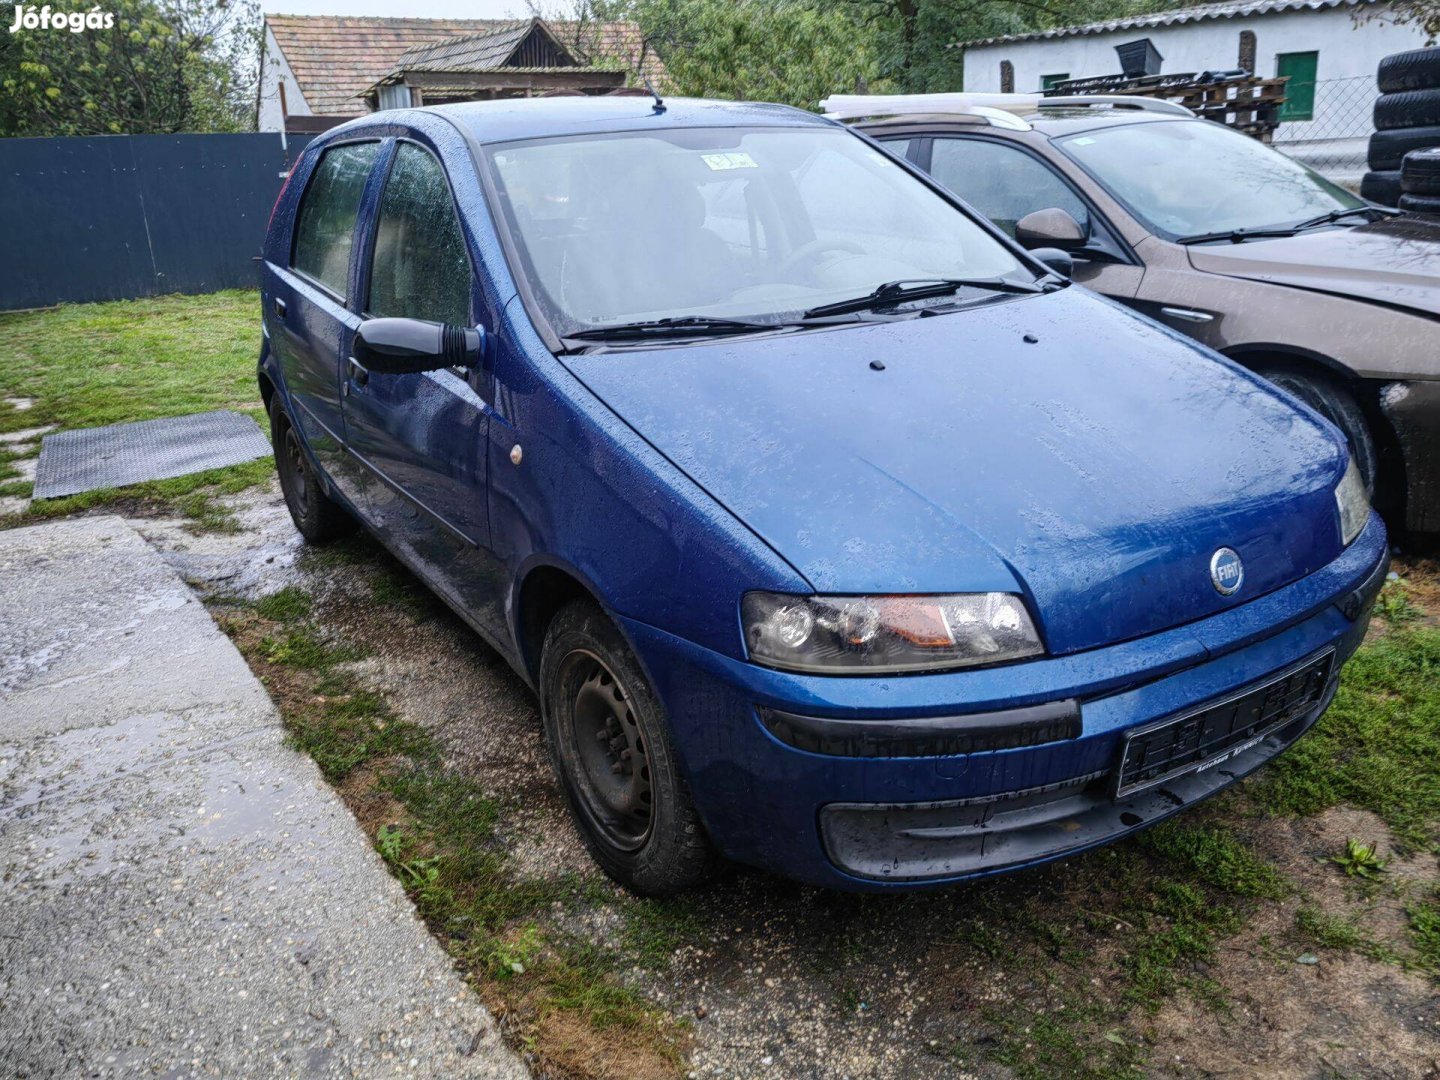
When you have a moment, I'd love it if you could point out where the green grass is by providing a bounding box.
[1409,895,1440,973]
[1255,626,1440,852]
[255,586,314,622]
[0,291,263,434]
[1140,821,1291,900]
[0,291,269,522]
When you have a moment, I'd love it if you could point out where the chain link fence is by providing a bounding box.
[1270,74,1375,189]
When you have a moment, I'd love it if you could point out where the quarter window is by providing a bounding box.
[928,138,1090,238]
[368,143,474,326]
[292,142,379,298]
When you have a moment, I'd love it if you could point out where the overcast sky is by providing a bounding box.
[265,0,533,18]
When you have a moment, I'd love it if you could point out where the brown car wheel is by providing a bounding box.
[270,401,353,544]
[1254,363,1379,496]
[539,599,714,896]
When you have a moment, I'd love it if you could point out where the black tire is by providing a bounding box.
[1378,47,1440,94]
[539,599,714,895]
[1252,363,1378,494]
[1400,191,1440,214]
[1401,147,1440,194]
[1360,169,1403,207]
[1367,125,1440,170]
[1375,87,1440,131]
[270,401,354,544]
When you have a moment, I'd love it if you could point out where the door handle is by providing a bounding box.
[273,296,287,319]
[347,356,369,388]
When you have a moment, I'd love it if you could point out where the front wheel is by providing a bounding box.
[539,599,714,895]
[1252,363,1379,495]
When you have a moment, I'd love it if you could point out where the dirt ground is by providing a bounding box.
[128,480,1440,1080]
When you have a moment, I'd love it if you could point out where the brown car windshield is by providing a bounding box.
[1056,120,1366,241]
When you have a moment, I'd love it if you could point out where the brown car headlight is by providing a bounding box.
[743,592,1044,675]
[1335,455,1368,547]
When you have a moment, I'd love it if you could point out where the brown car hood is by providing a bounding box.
[1185,216,1440,317]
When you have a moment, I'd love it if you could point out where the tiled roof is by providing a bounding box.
[954,0,1371,48]
[395,22,543,74]
[265,13,665,115]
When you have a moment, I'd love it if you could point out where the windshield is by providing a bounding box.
[485,126,1029,338]
[1056,120,1365,240]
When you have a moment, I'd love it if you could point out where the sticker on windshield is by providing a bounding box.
[702,152,758,171]
[1070,136,1096,146]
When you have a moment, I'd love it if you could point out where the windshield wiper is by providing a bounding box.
[561,316,780,344]
[802,277,1042,319]
[1178,206,1398,245]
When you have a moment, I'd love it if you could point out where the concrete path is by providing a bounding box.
[0,517,528,1079]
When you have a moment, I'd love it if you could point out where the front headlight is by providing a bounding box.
[1335,455,1369,547]
[743,592,1044,674]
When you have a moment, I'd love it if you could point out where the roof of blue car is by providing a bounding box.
[427,96,833,143]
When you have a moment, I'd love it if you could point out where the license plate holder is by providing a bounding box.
[1114,650,1334,800]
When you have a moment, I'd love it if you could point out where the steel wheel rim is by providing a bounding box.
[560,649,653,852]
[284,429,310,512]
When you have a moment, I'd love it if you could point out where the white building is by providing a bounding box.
[955,0,1430,181]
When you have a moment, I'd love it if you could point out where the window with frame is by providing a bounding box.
[928,138,1090,239]
[368,143,474,326]
[292,142,380,298]
[1276,52,1319,121]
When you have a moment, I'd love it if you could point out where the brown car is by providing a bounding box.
[837,96,1440,535]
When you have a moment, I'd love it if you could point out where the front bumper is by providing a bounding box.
[621,513,1389,891]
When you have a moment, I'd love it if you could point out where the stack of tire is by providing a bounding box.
[1362,46,1440,208]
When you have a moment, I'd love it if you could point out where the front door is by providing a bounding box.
[340,140,504,634]
[921,135,1145,299]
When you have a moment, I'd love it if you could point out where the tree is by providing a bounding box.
[1360,0,1440,45]
[840,0,1189,93]
[0,0,260,137]
[582,0,889,108]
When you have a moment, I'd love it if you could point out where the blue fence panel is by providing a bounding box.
[0,132,312,311]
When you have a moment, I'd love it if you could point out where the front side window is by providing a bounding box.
[368,143,473,326]
[929,138,1090,238]
[1057,119,1362,240]
[292,142,380,298]
[486,126,1028,337]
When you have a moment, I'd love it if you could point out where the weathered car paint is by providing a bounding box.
[860,112,1440,533]
[259,98,1388,890]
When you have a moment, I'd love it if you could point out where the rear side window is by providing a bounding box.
[292,142,380,298]
[368,143,473,326]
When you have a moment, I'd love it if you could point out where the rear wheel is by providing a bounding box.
[1252,362,1378,494]
[270,402,353,544]
[539,599,714,895]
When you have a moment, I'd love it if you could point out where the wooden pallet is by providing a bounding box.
[1048,72,1288,141]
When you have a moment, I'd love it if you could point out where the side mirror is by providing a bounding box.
[353,317,485,375]
[1014,207,1087,252]
[1028,247,1074,279]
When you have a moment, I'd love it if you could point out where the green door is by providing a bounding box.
[1277,52,1318,121]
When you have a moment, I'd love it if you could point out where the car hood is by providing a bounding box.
[562,288,1347,656]
[1186,217,1440,316]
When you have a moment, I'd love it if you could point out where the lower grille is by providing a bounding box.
[1115,650,1334,799]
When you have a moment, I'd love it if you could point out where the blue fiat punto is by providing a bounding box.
[259,96,1388,894]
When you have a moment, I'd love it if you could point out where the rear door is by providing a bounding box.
[340,139,501,626]
[919,135,1144,298]
[270,140,381,480]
